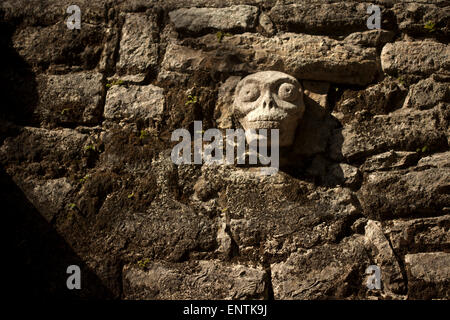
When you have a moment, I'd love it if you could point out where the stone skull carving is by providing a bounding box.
[233,71,305,147]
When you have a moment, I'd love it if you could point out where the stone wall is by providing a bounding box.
[1,0,449,299]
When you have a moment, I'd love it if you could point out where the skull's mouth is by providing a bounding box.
[245,120,282,129]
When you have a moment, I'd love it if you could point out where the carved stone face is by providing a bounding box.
[233,71,305,147]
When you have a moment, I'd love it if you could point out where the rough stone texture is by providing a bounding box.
[417,151,450,169]
[393,2,450,37]
[169,5,259,33]
[269,2,376,35]
[358,167,450,220]
[303,81,329,110]
[403,77,450,110]
[215,76,242,129]
[271,236,371,299]
[364,220,405,294]
[362,151,419,172]
[2,0,109,73]
[330,105,449,161]
[123,260,267,299]
[405,252,450,299]
[161,33,379,85]
[104,84,165,123]
[381,41,450,77]
[332,77,408,125]
[2,0,449,300]
[326,163,361,188]
[116,13,159,82]
[384,215,450,256]
[259,13,275,36]
[35,72,104,126]
[344,30,395,47]
[21,177,74,223]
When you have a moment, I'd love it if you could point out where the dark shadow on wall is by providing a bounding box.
[0,10,38,128]
[0,10,114,299]
[1,167,114,299]
[281,90,347,188]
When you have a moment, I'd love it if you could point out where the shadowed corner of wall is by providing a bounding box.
[1,166,115,300]
[281,89,346,186]
[0,11,114,299]
[0,9,38,132]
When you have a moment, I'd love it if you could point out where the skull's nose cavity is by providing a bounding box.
[262,95,274,109]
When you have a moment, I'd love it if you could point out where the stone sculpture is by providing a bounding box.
[233,71,305,147]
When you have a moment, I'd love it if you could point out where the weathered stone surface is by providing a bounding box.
[1,0,107,25]
[384,215,450,256]
[35,72,104,126]
[161,33,379,85]
[190,165,361,261]
[123,260,267,299]
[364,220,405,294]
[8,0,108,72]
[3,0,450,301]
[358,168,450,219]
[330,105,449,161]
[0,126,91,220]
[326,163,361,188]
[417,151,450,169]
[215,76,241,129]
[344,30,395,47]
[332,77,408,125]
[80,195,217,263]
[381,41,450,77]
[258,13,275,35]
[18,178,74,223]
[403,77,450,110]
[269,2,373,35]
[116,13,159,82]
[0,126,89,169]
[362,150,419,172]
[168,5,259,33]
[271,236,371,299]
[104,84,164,123]
[405,252,450,299]
[303,80,329,110]
[393,3,450,36]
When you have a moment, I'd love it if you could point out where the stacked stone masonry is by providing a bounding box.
[1,0,449,299]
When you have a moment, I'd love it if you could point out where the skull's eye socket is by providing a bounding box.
[278,83,298,101]
[239,83,260,102]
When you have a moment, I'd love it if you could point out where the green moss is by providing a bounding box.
[61,108,71,115]
[137,258,151,270]
[79,174,90,184]
[424,21,436,32]
[139,129,149,140]
[185,95,198,106]
[216,31,232,43]
[84,144,96,152]
[416,145,429,154]
[106,79,125,89]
